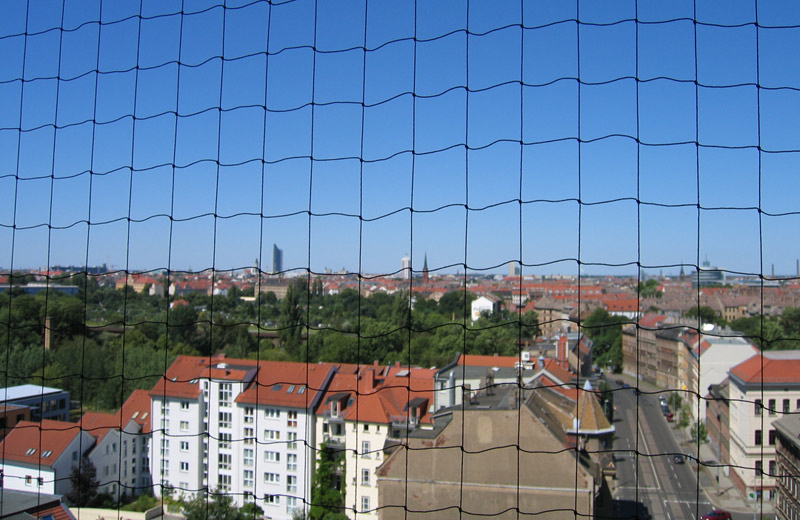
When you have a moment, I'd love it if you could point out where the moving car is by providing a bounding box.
[673,454,684,464]
[700,509,731,520]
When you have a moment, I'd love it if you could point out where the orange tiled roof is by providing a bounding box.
[731,353,800,384]
[0,420,84,467]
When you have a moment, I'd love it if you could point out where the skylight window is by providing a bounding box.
[25,448,36,456]
[297,386,306,395]
[42,450,52,457]
[132,411,139,419]
[141,412,148,420]
[287,385,295,394]
[272,385,282,391]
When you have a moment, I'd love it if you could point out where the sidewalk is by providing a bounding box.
[615,372,776,518]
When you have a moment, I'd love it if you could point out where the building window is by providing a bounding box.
[180,441,189,452]
[180,461,189,472]
[220,433,231,449]
[264,472,280,483]
[244,427,255,445]
[361,496,370,513]
[244,407,254,423]
[287,411,298,428]
[265,451,280,463]
[769,460,776,476]
[265,495,279,505]
[219,474,231,493]
[769,429,777,446]
[755,399,762,415]
[219,453,231,470]
[243,469,254,488]
[264,429,280,441]
[160,439,170,457]
[769,399,777,415]
[755,430,763,446]
[755,460,763,476]
[219,383,232,406]
[362,440,371,458]
[783,399,791,414]
[265,408,278,419]
[287,454,298,472]
[288,432,297,450]
[244,448,254,467]
[287,475,297,493]
[181,401,190,411]
[180,421,189,432]
[219,412,232,428]
[364,423,369,432]
[287,496,298,512]
[362,469,370,486]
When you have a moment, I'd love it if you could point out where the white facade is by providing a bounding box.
[150,374,317,519]
[727,352,800,500]
[89,420,152,499]
[471,296,498,322]
[690,335,757,421]
[0,430,94,496]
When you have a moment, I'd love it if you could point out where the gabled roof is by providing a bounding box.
[0,420,87,467]
[730,351,800,385]
[116,389,152,434]
[236,362,334,409]
[149,355,257,400]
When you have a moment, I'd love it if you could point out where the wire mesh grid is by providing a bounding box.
[1,0,800,519]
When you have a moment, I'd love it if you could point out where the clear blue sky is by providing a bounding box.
[1,0,800,278]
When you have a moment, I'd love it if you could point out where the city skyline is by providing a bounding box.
[2,0,800,278]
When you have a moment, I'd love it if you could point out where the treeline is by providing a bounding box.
[0,279,540,410]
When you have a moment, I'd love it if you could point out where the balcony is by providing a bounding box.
[322,410,344,423]
[390,415,418,430]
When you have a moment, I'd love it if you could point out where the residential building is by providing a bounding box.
[471,295,500,321]
[687,328,758,421]
[80,389,153,499]
[727,351,800,502]
[0,419,95,495]
[0,404,31,439]
[377,385,598,520]
[0,488,74,520]
[0,385,70,422]
[706,378,731,468]
[149,355,335,519]
[774,411,800,520]
[314,363,436,519]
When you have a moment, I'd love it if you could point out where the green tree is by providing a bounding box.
[309,443,347,520]
[684,305,721,326]
[66,458,99,507]
[581,308,627,372]
[691,421,708,444]
[279,282,305,358]
[182,490,246,520]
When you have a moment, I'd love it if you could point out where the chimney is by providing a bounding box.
[44,316,51,351]
[557,334,568,368]
[360,368,376,394]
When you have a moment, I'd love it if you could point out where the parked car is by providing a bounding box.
[673,454,684,464]
[666,412,674,422]
[700,509,731,520]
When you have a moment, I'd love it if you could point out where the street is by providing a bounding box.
[611,383,763,520]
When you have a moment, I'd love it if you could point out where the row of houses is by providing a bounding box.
[0,341,609,520]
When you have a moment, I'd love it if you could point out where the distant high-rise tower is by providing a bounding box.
[509,261,520,277]
[401,255,411,280]
[422,253,429,283]
[272,244,283,275]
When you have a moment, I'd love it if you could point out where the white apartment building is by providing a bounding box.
[727,351,800,501]
[149,355,335,519]
[315,363,436,519]
[688,330,758,421]
[82,389,153,499]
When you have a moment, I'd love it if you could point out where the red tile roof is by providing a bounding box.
[730,353,800,384]
[458,354,519,368]
[34,503,73,520]
[236,362,334,409]
[0,420,84,467]
[116,389,152,434]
